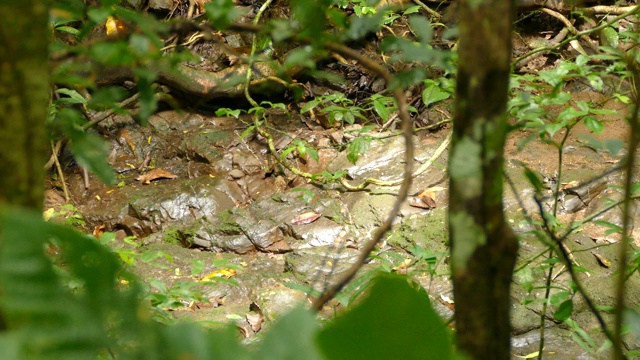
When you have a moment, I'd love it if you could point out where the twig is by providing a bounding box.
[411,0,442,21]
[82,92,140,130]
[541,8,598,53]
[534,195,622,358]
[51,141,70,203]
[221,15,416,311]
[310,45,414,313]
[512,5,640,68]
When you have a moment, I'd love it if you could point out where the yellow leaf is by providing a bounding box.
[43,208,55,221]
[105,16,125,36]
[200,268,237,281]
[513,351,539,359]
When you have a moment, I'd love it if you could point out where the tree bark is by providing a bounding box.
[0,0,51,330]
[448,0,519,358]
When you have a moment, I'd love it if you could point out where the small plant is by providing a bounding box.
[43,203,86,228]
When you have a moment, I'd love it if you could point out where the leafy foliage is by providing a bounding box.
[0,209,455,359]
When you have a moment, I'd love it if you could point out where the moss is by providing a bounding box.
[162,223,199,247]
[214,209,243,235]
[387,208,449,251]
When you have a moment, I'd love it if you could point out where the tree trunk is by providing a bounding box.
[0,0,51,330]
[448,0,519,358]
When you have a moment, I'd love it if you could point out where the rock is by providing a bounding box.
[148,0,173,11]
[232,150,263,175]
[284,246,360,290]
[229,168,244,179]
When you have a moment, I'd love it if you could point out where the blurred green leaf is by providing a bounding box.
[422,79,450,107]
[346,136,372,164]
[205,0,246,30]
[584,116,604,134]
[554,300,574,321]
[317,274,453,360]
[255,306,323,360]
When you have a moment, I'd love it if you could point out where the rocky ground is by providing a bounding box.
[43,84,640,358]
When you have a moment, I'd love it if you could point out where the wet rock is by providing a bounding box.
[284,246,360,290]
[149,0,173,11]
[229,169,244,179]
[232,149,263,175]
[328,134,408,181]
[179,130,228,164]
[583,187,638,244]
[81,177,238,238]
[253,281,309,320]
[194,187,348,253]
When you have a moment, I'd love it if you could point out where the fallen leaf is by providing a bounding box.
[561,180,580,191]
[409,189,437,209]
[136,169,178,184]
[514,351,540,359]
[199,268,237,281]
[106,16,126,36]
[291,211,321,225]
[592,252,612,268]
[93,224,106,239]
[246,302,264,333]
[119,129,136,152]
[409,196,436,209]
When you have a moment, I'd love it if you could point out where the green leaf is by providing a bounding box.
[317,274,452,360]
[255,306,323,360]
[346,136,372,164]
[161,325,250,360]
[87,86,128,110]
[344,12,384,40]
[516,267,535,293]
[522,166,544,192]
[301,99,321,113]
[554,299,574,321]
[422,79,450,107]
[290,0,329,38]
[624,307,640,338]
[409,16,433,43]
[604,139,624,156]
[388,67,427,90]
[284,46,317,70]
[90,41,136,66]
[134,67,158,123]
[55,88,87,105]
[601,27,619,48]
[205,0,246,30]
[283,281,322,297]
[584,116,604,134]
[69,131,116,185]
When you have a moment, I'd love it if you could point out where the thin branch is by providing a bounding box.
[51,141,70,203]
[222,18,416,310]
[613,56,640,360]
[512,5,640,68]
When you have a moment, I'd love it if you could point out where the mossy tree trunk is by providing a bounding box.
[0,0,51,330]
[448,0,519,358]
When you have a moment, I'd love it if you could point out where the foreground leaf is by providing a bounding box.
[317,273,453,360]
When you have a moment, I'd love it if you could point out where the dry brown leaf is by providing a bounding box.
[246,312,262,332]
[136,169,178,185]
[93,224,106,239]
[409,189,437,209]
[561,180,580,191]
[291,211,321,225]
[246,302,264,333]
